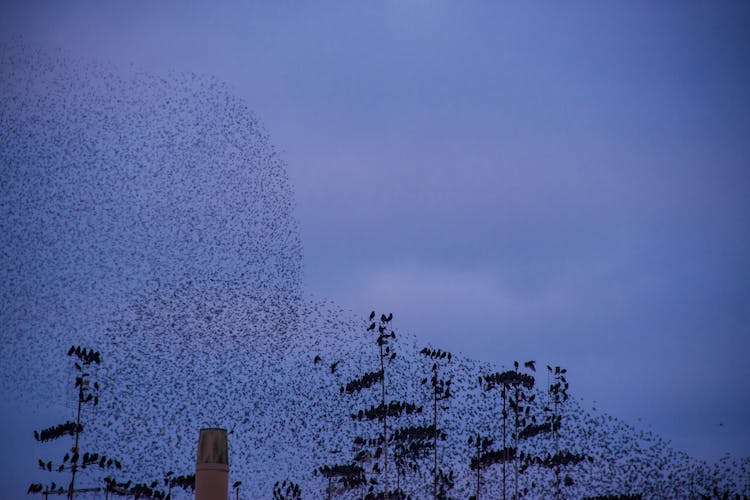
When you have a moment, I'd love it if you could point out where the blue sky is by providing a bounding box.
[2,0,749,462]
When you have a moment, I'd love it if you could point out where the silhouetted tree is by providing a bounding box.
[419,347,454,499]
[480,362,534,499]
[390,424,434,493]
[539,365,587,498]
[315,462,367,499]
[28,346,122,499]
[508,361,535,499]
[103,477,168,499]
[163,472,196,499]
[102,468,194,499]
[467,433,494,500]
[329,311,423,499]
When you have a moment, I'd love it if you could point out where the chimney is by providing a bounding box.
[195,428,229,500]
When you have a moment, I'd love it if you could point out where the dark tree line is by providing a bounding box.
[316,313,591,499]
[29,319,749,499]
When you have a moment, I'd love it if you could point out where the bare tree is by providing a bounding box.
[28,346,122,499]
[419,347,454,500]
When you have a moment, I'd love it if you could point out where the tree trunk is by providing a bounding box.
[69,388,83,500]
[514,384,519,500]
[433,388,438,500]
[380,343,388,500]
[475,439,480,500]
[502,388,507,500]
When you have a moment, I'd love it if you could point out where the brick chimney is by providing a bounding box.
[195,428,229,500]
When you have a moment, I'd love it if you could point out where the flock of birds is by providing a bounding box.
[1,42,748,498]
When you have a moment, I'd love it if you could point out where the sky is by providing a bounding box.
[2,0,749,464]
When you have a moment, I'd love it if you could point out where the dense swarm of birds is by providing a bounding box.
[3,43,749,498]
[0,39,302,403]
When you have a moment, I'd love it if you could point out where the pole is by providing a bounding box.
[475,437,480,500]
[502,387,507,500]
[69,387,83,500]
[433,364,438,500]
[380,341,388,499]
[514,384,519,500]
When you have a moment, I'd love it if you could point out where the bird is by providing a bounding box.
[2,44,737,500]
[330,361,340,373]
[524,360,536,372]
